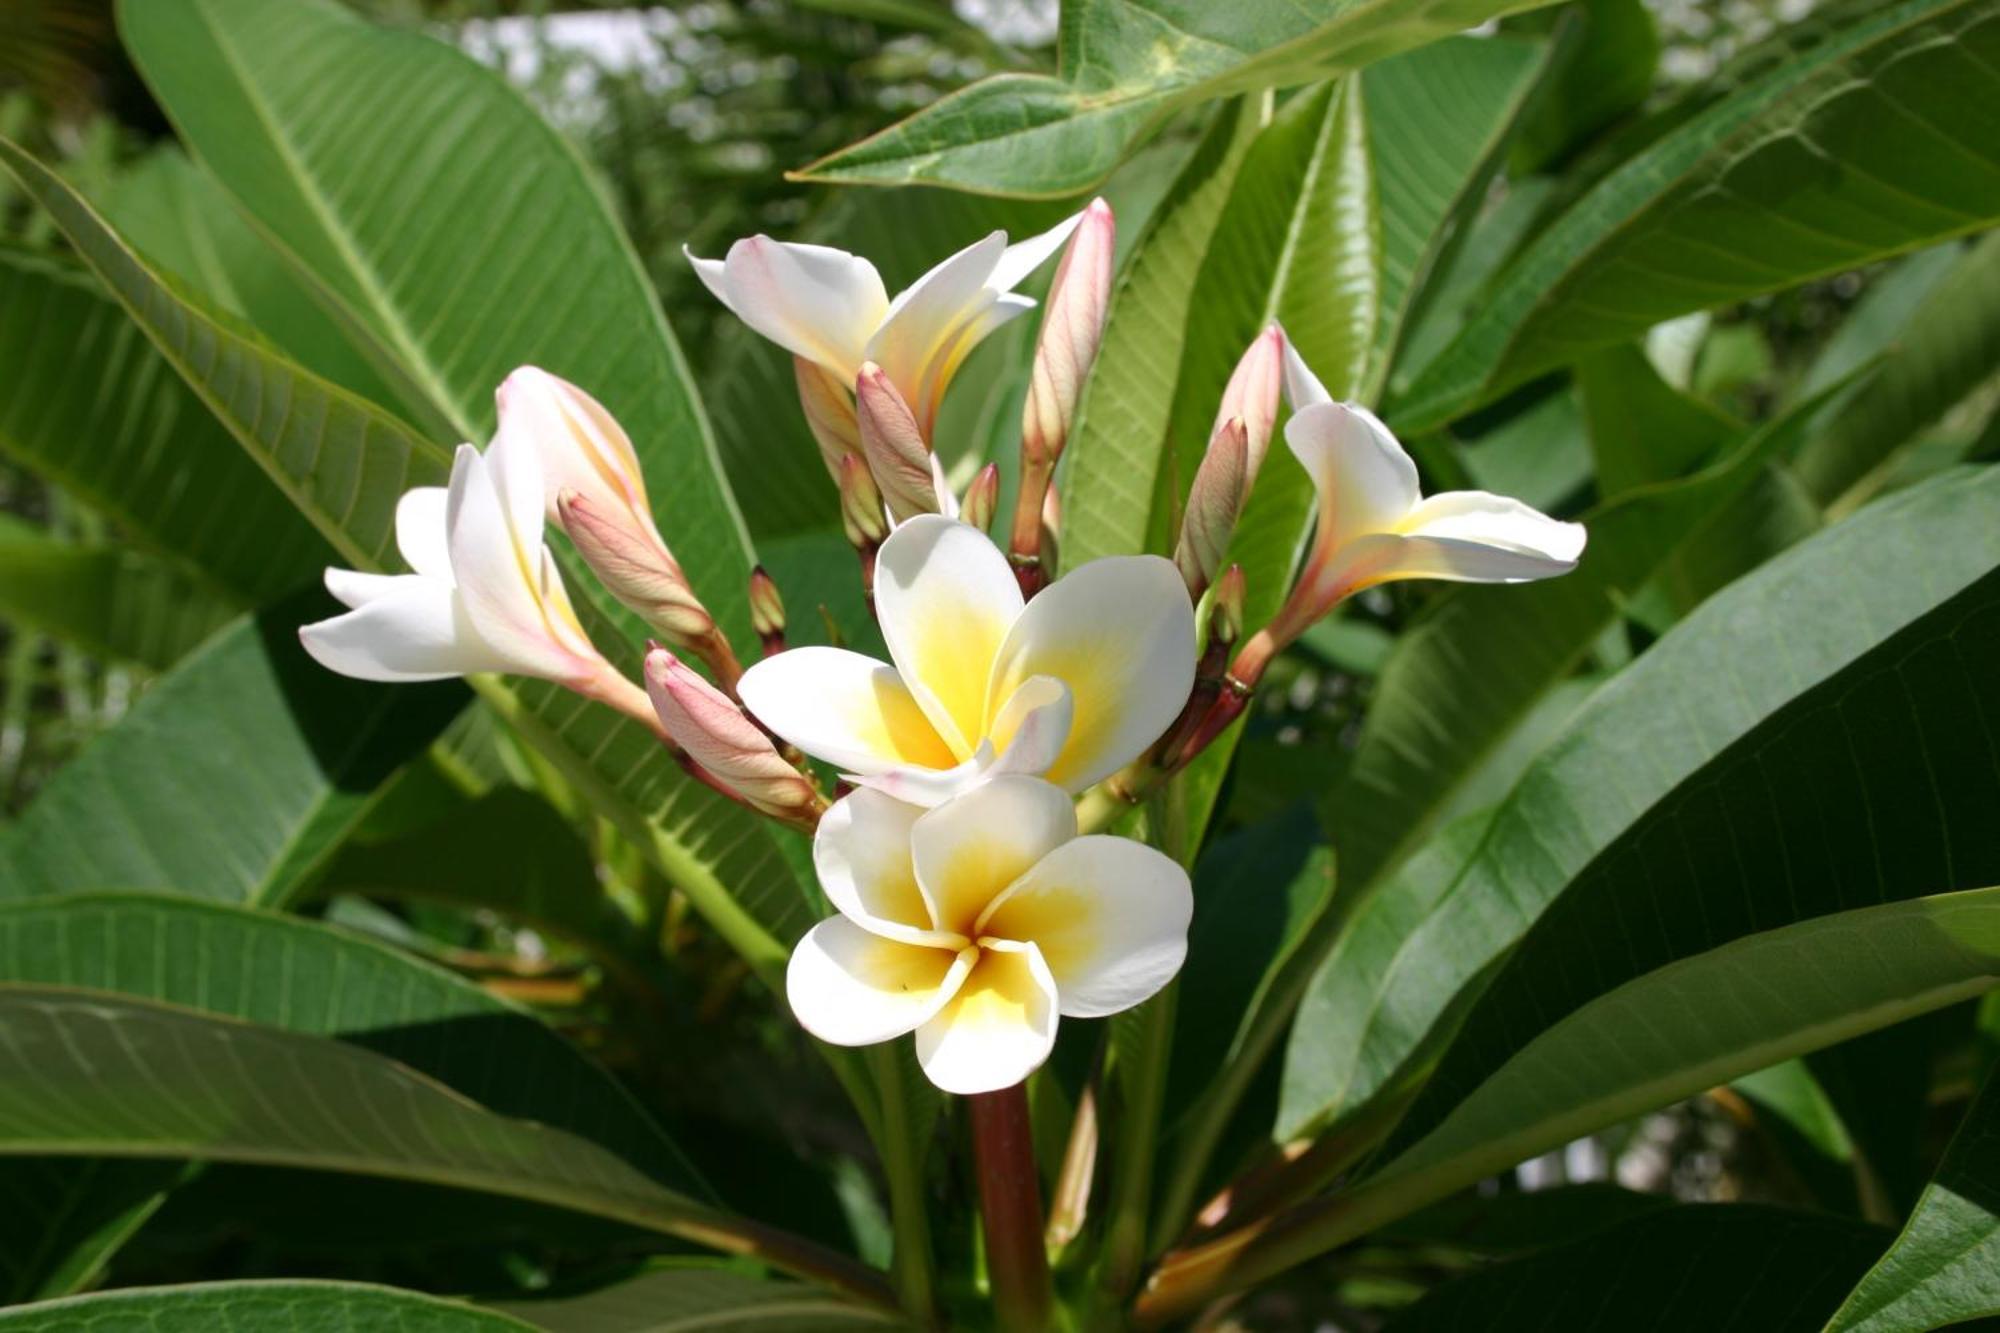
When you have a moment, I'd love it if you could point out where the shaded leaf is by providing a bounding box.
[0,518,236,668]
[494,1260,906,1332]
[0,1280,536,1331]
[0,1158,185,1302]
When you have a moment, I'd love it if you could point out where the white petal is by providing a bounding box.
[985,555,1196,792]
[787,917,973,1047]
[324,567,404,611]
[693,238,889,379]
[487,418,549,546]
[874,516,1024,759]
[915,941,1058,1094]
[1399,490,1588,566]
[869,231,1006,413]
[814,788,961,944]
[847,745,994,809]
[395,487,451,579]
[908,292,1036,435]
[1285,402,1420,548]
[300,578,494,682]
[1281,338,1334,409]
[978,836,1191,1019]
[911,775,1077,938]
[989,210,1085,293]
[737,646,957,775]
[498,367,651,528]
[1329,530,1585,589]
[928,451,961,521]
[987,675,1073,779]
[445,443,577,680]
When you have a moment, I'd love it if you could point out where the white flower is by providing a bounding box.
[787,778,1192,1095]
[737,515,1195,806]
[299,424,609,688]
[686,212,1083,437]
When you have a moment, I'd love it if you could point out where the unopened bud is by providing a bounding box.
[856,363,940,522]
[1021,198,1114,471]
[748,565,785,656]
[645,647,820,822]
[794,356,863,478]
[961,463,1000,532]
[1211,564,1245,649]
[1214,326,1285,484]
[559,489,715,645]
[499,367,656,533]
[1174,416,1249,600]
[838,453,889,550]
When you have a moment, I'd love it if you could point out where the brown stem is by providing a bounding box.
[970,1083,1053,1332]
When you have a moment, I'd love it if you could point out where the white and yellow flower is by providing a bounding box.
[687,212,1084,438]
[738,515,1195,805]
[788,777,1191,1094]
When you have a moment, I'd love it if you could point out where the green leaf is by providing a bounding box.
[1283,465,2000,1142]
[1827,1065,2000,1330]
[1507,0,1659,174]
[0,136,817,975]
[0,1280,537,1331]
[493,1260,907,1332]
[0,985,885,1301]
[0,601,462,908]
[0,893,705,1195]
[1387,1205,1887,1332]
[118,0,755,642]
[1394,0,2000,430]
[1376,1181,1671,1255]
[1575,343,1739,496]
[0,519,236,668]
[0,248,330,604]
[793,0,1560,196]
[0,1159,186,1302]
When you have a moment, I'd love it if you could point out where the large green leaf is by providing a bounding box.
[792,0,1559,195]
[0,517,236,668]
[1387,1205,1886,1332]
[0,137,818,974]
[0,600,461,908]
[0,893,704,1193]
[494,1261,906,1332]
[0,248,329,604]
[0,1158,185,1303]
[118,0,755,642]
[0,1281,536,1331]
[0,986,884,1301]
[1394,0,2000,430]
[1282,465,2000,1142]
[1827,1064,2000,1330]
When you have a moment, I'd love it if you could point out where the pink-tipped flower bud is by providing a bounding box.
[1021,198,1114,472]
[1211,563,1245,650]
[645,647,820,822]
[558,489,716,646]
[855,362,940,523]
[748,565,785,656]
[1213,326,1285,485]
[1175,416,1249,600]
[794,356,863,478]
[961,463,1000,532]
[838,453,889,550]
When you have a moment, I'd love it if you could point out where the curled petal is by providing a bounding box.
[300,578,491,682]
[787,917,972,1047]
[1281,337,1334,409]
[1327,530,1585,592]
[814,788,957,944]
[986,555,1196,792]
[498,367,652,532]
[978,835,1192,1019]
[394,487,450,578]
[846,749,993,810]
[738,646,956,774]
[1285,401,1421,547]
[869,231,1007,416]
[991,209,1087,293]
[794,356,863,477]
[986,675,1073,779]
[915,941,1059,1094]
[1399,490,1588,566]
[912,775,1077,938]
[874,516,1024,759]
[688,238,888,379]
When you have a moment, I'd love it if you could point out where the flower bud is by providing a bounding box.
[1174,416,1248,600]
[748,565,785,656]
[794,356,863,478]
[1214,326,1285,484]
[1210,563,1245,650]
[558,489,716,646]
[855,362,940,523]
[498,367,656,534]
[838,453,889,550]
[1021,197,1114,472]
[961,463,1000,532]
[645,647,820,822]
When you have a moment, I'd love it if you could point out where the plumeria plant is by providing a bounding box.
[1,0,1998,1331]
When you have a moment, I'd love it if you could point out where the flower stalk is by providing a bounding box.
[970,1081,1053,1333]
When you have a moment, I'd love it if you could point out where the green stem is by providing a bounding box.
[867,1044,938,1326]
[970,1082,1053,1333]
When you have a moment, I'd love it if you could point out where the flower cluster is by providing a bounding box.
[300,203,1583,1095]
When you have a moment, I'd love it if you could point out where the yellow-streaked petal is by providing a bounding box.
[687,238,888,380]
[978,835,1191,1019]
[815,788,962,944]
[1283,401,1420,548]
[875,516,1023,760]
[738,646,957,775]
[911,775,1077,937]
[914,941,1058,1094]
[787,917,973,1047]
[986,675,1073,779]
[985,554,1195,792]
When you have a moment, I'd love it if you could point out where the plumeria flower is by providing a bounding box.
[687,211,1085,438]
[788,777,1192,1094]
[300,421,644,716]
[738,515,1195,806]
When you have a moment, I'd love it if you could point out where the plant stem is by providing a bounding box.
[867,1044,938,1326]
[970,1082,1053,1332]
